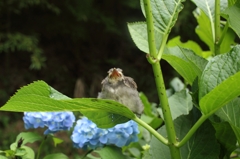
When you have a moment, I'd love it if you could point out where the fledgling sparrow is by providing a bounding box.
[98,68,144,117]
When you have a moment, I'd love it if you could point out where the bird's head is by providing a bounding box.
[107,68,124,84]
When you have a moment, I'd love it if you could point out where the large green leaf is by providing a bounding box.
[192,0,229,52]
[127,22,162,53]
[222,1,240,37]
[200,72,240,115]
[193,9,214,52]
[91,146,130,159]
[215,98,240,144]
[212,121,237,157]
[199,45,240,99]
[141,0,184,34]
[158,90,192,121]
[162,46,208,85]
[0,81,134,128]
[150,114,220,159]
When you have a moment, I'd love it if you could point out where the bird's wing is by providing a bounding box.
[123,76,137,89]
[101,76,108,85]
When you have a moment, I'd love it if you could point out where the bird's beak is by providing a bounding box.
[110,69,121,78]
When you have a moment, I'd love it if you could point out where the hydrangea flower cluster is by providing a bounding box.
[71,117,139,149]
[23,112,75,134]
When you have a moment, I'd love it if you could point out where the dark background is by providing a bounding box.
[0,0,204,156]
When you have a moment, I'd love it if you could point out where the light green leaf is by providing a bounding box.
[222,1,240,37]
[158,90,192,120]
[162,46,208,85]
[141,0,184,34]
[212,121,237,156]
[167,36,204,57]
[16,132,43,146]
[199,45,240,99]
[94,146,130,159]
[193,9,214,52]
[43,153,68,159]
[21,146,35,159]
[127,22,162,53]
[200,72,240,115]
[150,114,220,159]
[215,98,240,144]
[0,81,134,128]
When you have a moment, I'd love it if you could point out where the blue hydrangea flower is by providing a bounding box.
[23,112,75,134]
[71,117,139,149]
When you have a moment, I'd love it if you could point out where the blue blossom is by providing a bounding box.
[23,112,75,134]
[71,117,139,149]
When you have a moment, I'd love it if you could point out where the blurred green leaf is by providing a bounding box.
[212,121,237,157]
[162,46,208,85]
[222,1,240,37]
[94,146,130,159]
[193,9,214,52]
[43,153,69,159]
[0,80,134,128]
[150,114,220,159]
[16,132,43,146]
[167,36,204,57]
[215,98,240,144]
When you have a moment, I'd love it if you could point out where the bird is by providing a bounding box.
[98,68,144,117]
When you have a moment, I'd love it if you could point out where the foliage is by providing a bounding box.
[1,0,240,159]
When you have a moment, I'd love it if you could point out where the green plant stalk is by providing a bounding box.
[176,114,209,147]
[143,0,180,158]
[134,117,168,145]
[36,136,47,159]
[214,0,221,55]
[218,21,229,46]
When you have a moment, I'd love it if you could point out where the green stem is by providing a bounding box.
[214,0,221,55]
[134,117,168,145]
[36,135,47,159]
[218,21,229,46]
[143,0,158,59]
[157,34,169,60]
[143,0,180,158]
[176,113,211,147]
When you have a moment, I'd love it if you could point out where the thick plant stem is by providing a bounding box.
[143,0,180,158]
[214,0,221,55]
[152,62,180,158]
[134,116,168,145]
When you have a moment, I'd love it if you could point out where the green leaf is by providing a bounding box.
[215,98,240,144]
[0,81,134,128]
[0,155,8,159]
[212,121,237,157]
[43,153,69,159]
[52,137,64,147]
[200,72,240,115]
[222,1,240,37]
[127,22,162,53]
[193,9,214,52]
[16,132,43,145]
[162,46,208,85]
[21,146,35,159]
[94,146,130,159]
[167,36,204,57]
[141,0,184,34]
[158,90,192,120]
[150,114,220,159]
[199,45,240,100]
